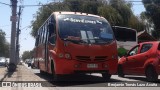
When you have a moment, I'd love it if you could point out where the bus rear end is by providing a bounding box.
[49,12,118,80]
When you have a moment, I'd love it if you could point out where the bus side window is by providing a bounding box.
[35,35,39,46]
[48,22,56,45]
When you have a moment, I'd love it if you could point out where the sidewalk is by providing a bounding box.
[0,64,54,90]
[0,64,45,81]
[0,66,7,81]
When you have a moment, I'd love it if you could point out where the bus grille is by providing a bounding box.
[76,56,107,62]
[76,56,91,61]
[94,56,107,61]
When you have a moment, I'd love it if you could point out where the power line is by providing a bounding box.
[0,1,10,6]
[0,1,144,8]
[0,25,10,27]
[126,0,142,2]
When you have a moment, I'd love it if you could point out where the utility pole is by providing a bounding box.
[9,0,18,71]
[16,6,22,64]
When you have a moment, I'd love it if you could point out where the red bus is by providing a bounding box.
[34,12,118,80]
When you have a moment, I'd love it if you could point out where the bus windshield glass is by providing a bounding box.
[113,27,136,42]
[58,14,114,44]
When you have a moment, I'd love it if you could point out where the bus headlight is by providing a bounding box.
[58,53,64,58]
[65,53,72,59]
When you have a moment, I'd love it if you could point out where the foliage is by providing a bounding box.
[0,29,10,57]
[110,0,132,26]
[142,0,160,39]
[31,0,146,38]
[98,5,123,25]
[21,50,34,61]
[31,2,70,38]
[118,47,127,57]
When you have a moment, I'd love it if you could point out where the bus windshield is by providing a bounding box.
[58,14,114,44]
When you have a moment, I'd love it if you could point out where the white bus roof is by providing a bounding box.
[52,11,105,19]
[112,26,137,32]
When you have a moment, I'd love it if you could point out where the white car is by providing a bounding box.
[0,57,6,67]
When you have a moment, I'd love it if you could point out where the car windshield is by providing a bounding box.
[58,14,114,44]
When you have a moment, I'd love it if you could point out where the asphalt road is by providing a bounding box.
[24,63,160,88]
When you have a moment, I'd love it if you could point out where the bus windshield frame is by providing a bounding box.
[57,14,115,45]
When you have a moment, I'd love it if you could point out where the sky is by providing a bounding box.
[0,0,145,56]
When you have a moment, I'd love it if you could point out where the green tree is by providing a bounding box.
[128,15,145,32]
[98,5,123,25]
[31,0,145,38]
[98,0,144,31]
[142,0,160,39]
[0,29,10,57]
[110,0,133,26]
[31,2,70,38]
[22,50,34,61]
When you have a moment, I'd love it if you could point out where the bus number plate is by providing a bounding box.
[87,64,98,68]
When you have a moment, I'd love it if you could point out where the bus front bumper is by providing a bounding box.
[54,59,117,75]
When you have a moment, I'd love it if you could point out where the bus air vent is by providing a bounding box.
[94,56,107,61]
[76,56,91,61]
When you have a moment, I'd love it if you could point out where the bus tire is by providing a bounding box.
[145,66,158,82]
[118,65,125,77]
[37,61,40,69]
[102,73,111,81]
[40,70,46,75]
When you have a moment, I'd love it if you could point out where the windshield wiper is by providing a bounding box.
[63,38,88,44]
[84,38,113,44]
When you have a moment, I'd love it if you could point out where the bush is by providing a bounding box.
[118,47,127,57]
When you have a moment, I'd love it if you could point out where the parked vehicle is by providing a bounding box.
[25,59,30,64]
[31,59,35,68]
[0,57,7,67]
[112,26,137,57]
[27,59,32,67]
[0,57,9,67]
[19,60,23,65]
[5,58,10,66]
[118,41,160,82]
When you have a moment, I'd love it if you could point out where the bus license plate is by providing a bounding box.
[87,64,98,68]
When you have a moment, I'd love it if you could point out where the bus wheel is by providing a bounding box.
[118,65,125,77]
[145,66,158,82]
[37,61,40,69]
[40,70,46,75]
[102,73,111,81]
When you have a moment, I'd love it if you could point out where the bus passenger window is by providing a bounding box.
[48,23,56,45]
[35,35,39,46]
[48,23,55,37]
[49,35,55,45]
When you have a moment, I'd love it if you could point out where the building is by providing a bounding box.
[138,30,157,43]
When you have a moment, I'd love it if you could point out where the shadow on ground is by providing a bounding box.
[124,75,160,83]
[35,73,123,87]
[0,68,16,81]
